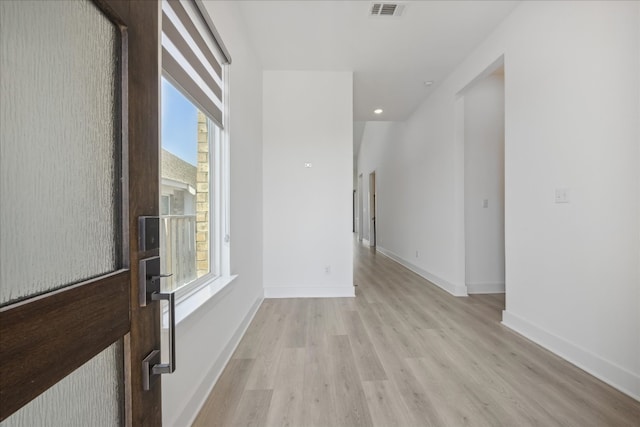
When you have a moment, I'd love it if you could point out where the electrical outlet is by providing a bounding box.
[482,199,489,208]
[415,251,419,258]
[324,265,331,274]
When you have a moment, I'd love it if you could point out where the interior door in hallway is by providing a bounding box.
[369,171,377,247]
[0,0,162,424]
[358,174,364,241]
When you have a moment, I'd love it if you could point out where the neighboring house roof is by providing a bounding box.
[162,149,197,188]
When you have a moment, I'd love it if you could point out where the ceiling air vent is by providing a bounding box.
[370,3,405,17]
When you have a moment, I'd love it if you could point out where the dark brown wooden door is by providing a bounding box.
[0,0,162,424]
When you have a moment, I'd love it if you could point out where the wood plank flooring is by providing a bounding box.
[193,242,640,426]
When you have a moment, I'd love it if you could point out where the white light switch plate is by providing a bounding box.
[555,188,570,203]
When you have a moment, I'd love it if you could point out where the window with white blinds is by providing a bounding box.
[159,0,232,307]
[161,0,230,128]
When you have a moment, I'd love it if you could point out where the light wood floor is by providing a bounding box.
[194,242,640,426]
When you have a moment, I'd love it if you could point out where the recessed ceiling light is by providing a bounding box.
[374,108,383,114]
[424,81,434,86]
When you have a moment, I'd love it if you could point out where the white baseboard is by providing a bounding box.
[173,296,263,427]
[264,286,355,298]
[502,310,640,402]
[376,246,468,297]
[466,282,505,294]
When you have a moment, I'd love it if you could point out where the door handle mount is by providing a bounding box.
[138,256,172,307]
[139,256,176,390]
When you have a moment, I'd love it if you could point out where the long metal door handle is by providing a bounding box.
[150,291,175,375]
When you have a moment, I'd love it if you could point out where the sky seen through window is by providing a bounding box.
[161,77,198,166]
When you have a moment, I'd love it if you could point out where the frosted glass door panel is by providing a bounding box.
[0,341,123,427]
[0,0,120,305]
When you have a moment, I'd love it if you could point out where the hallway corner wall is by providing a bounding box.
[463,71,505,294]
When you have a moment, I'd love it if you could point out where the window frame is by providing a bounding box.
[159,67,231,311]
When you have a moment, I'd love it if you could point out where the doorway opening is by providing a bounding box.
[462,61,505,299]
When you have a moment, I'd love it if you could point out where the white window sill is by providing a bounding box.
[162,275,238,327]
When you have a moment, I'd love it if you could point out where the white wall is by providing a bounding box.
[263,71,354,298]
[162,2,264,425]
[464,72,505,294]
[499,1,639,400]
[357,1,639,399]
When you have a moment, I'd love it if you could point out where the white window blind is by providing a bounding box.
[161,0,230,128]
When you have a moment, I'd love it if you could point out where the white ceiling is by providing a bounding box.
[237,1,519,121]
